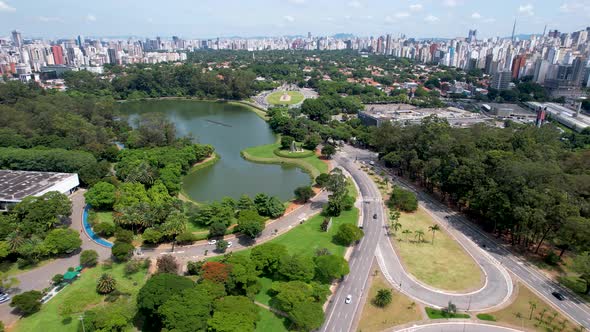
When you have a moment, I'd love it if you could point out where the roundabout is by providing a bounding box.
[266,90,305,105]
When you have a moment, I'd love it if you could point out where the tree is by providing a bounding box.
[237,195,256,211]
[572,252,590,294]
[216,240,229,253]
[294,186,314,203]
[402,229,412,242]
[201,261,231,283]
[142,227,164,244]
[414,230,426,243]
[254,193,270,216]
[303,133,321,151]
[161,210,188,238]
[250,243,288,274]
[42,228,82,255]
[52,274,64,285]
[237,209,265,238]
[137,273,194,320]
[321,144,336,159]
[388,187,418,212]
[96,273,117,294]
[208,296,260,332]
[10,290,42,315]
[84,182,116,210]
[158,282,226,332]
[80,250,99,267]
[314,254,350,283]
[528,300,537,320]
[209,222,228,238]
[281,135,295,150]
[315,173,330,187]
[112,242,134,262]
[374,288,393,307]
[266,196,286,218]
[334,223,364,246]
[157,255,178,274]
[428,224,440,244]
[279,254,315,282]
[289,302,325,332]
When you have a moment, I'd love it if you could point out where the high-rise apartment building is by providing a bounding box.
[51,45,65,65]
[11,30,22,48]
[491,70,512,90]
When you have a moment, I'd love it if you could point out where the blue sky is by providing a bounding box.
[0,0,589,39]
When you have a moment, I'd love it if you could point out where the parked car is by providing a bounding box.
[227,241,233,248]
[207,240,217,245]
[552,291,565,301]
[0,293,10,304]
[373,213,378,219]
[345,294,352,304]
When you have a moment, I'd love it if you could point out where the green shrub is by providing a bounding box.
[544,251,561,266]
[176,232,197,244]
[476,313,496,321]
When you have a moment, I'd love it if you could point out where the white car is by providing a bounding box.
[208,240,217,245]
[227,241,233,248]
[345,294,352,304]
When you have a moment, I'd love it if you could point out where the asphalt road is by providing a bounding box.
[320,152,385,332]
[357,146,590,329]
[392,322,523,332]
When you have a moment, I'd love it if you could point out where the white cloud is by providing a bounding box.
[348,1,362,8]
[38,16,63,23]
[560,1,590,14]
[483,17,497,23]
[443,0,458,7]
[519,4,534,16]
[424,14,439,22]
[395,12,410,18]
[288,0,305,4]
[0,1,15,12]
[283,15,295,22]
[86,14,97,22]
[471,12,482,19]
[409,4,423,11]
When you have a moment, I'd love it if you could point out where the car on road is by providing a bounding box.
[369,161,375,166]
[345,294,352,304]
[373,213,378,219]
[0,293,10,304]
[552,291,565,301]
[227,241,233,248]
[208,240,217,245]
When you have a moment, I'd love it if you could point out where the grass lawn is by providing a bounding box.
[242,142,328,179]
[255,277,274,306]
[256,307,289,332]
[13,262,148,332]
[95,211,114,225]
[486,282,580,332]
[392,207,483,291]
[266,91,305,106]
[357,270,423,332]
[425,307,470,319]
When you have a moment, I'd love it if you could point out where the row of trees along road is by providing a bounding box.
[370,116,590,293]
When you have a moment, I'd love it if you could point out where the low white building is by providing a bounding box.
[0,170,79,211]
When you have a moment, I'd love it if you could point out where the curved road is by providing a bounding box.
[392,322,523,332]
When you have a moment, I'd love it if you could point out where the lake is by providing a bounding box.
[119,100,310,202]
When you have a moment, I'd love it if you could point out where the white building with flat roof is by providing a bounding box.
[0,170,79,211]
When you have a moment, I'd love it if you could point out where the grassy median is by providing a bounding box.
[392,208,484,292]
[484,282,580,332]
[358,269,423,331]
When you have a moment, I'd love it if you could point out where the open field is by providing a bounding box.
[267,91,305,105]
[13,262,148,332]
[485,282,581,332]
[392,208,484,292]
[357,269,423,331]
[241,141,328,179]
[256,307,289,332]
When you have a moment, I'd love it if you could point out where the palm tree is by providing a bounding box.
[428,224,441,244]
[390,221,402,236]
[6,231,25,252]
[402,229,412,242]
[374,288,392,307]
[414,230,425,243]
[528,300,537,320]
[96,273,117,294]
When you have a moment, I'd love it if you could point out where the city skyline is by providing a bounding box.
[0,0,589,39]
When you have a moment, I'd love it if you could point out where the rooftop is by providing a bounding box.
[0,170,76,202]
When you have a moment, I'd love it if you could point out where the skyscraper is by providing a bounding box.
[51,45,65,65]
[11,30,23,48]
[491,70,512,90]
[511,54,527,79]
[467,29,477,43]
